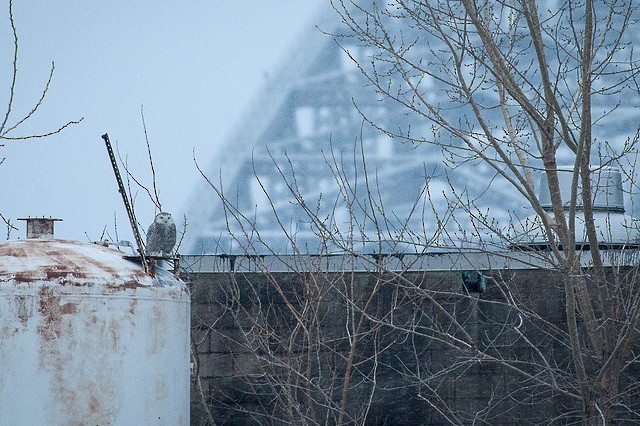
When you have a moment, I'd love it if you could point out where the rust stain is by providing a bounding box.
[13,271,43,284]
[0,244,28,257]
[106,280,148,291]
[89,395,101,414]
[110,319,120,351]
[15,295,32,323]
[153,304,164,323]
[37,286,61,341]
[13,269,89,285]
[129,299,138,315]
[60,302,77,315]
[45,268,87,282]
[123,280,148,288]
[1,239,151,285]
[146,305,166,355]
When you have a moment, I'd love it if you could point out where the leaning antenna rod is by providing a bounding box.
[101,133,148,272]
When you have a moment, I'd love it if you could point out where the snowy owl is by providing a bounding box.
[146,212,176,257]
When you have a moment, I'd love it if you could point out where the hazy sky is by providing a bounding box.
[0,1,325,247]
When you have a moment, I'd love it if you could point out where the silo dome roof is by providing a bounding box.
[0,239,156,287]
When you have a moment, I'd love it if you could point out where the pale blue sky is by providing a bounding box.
[0,1,325,245]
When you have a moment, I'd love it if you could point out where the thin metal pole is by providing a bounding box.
[101,133,148,272]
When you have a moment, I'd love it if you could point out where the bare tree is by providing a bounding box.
[325,0,640,423]
[0,0,82,237]
[191,150,640,425]
[187,1,640,424]
[191,142,566,425]
[190,144,406,425]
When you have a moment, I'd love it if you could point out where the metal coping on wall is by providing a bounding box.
[179,249,640,274]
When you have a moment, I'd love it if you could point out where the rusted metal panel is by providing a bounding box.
[0,239,190,425]
[0,239,151,286]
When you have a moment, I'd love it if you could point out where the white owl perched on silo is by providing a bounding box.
[146,212,176,257]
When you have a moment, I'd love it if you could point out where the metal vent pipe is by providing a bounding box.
[17,217,62,239]
[538,166,625,212]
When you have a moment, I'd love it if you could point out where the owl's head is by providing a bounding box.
[155,212,174,225]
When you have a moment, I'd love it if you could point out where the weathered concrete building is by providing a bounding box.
[183,250,640,425]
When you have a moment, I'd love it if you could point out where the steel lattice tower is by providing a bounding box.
[185,4,638,254]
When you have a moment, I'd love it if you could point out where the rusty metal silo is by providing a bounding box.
[0,220,190,425]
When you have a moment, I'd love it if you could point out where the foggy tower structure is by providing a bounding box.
[186,5,533,254]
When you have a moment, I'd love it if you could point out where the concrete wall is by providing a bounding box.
[184,255,639,425]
